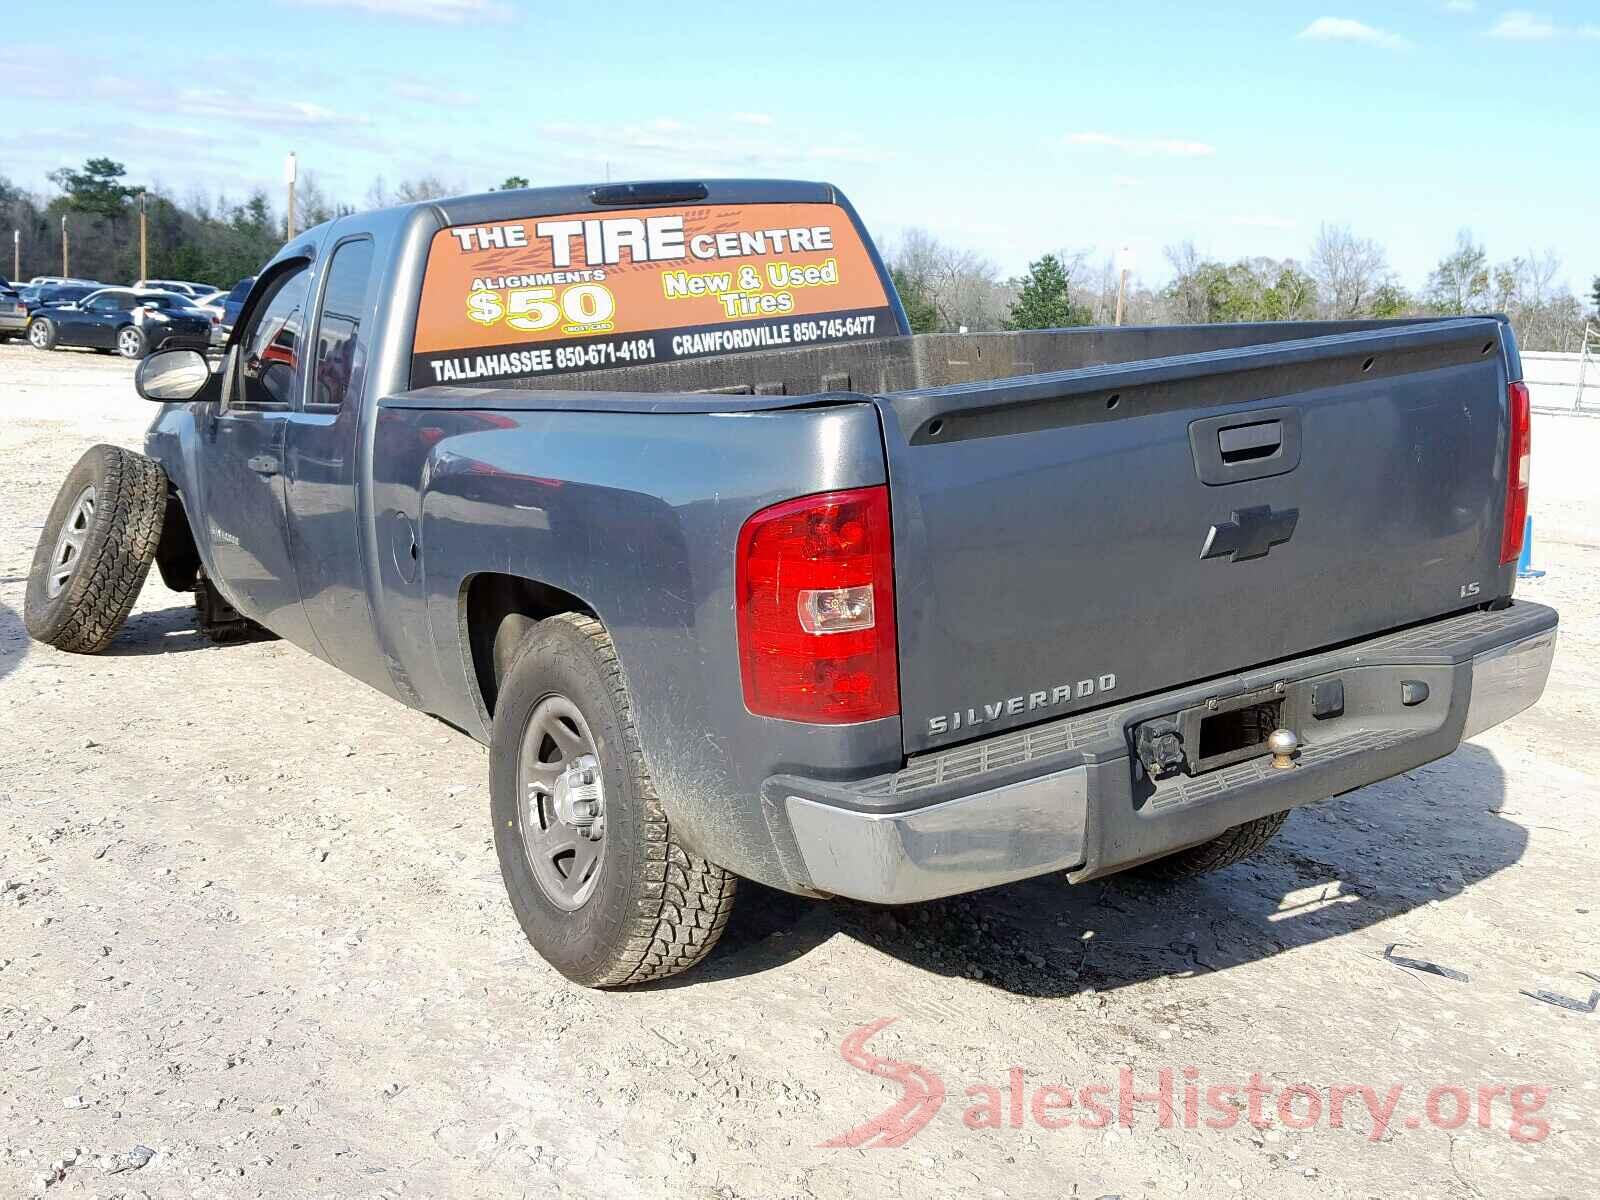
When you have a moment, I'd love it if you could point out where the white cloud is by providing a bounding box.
[537,117,883,175]
[1487,10,1557,39]
[1063,132,1215,158]
[1231,214,1298,231]
[731,112,775,127]
[1298,17,1412,49]
[391,77,473,107]
[282,0,512,21]
[172,91,371,131]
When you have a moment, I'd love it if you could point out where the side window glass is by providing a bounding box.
[310,240,376,411]
[239,265,312,409]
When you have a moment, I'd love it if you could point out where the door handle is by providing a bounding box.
[1218,420,1283,464]
[247,454,281,476]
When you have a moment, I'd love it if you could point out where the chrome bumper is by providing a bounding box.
[787,768,1090,904]
[779,602,1557,904]
[1462,628,1558,740]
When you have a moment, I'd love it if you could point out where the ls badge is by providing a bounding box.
[1201,506,1299,563]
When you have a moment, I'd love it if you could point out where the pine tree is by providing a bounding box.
[891,268,939,333]
[1005,254,1091,330]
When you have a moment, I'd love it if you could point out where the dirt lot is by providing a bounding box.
[2,340,1597,1199]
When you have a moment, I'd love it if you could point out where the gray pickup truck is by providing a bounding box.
[24,179,1557,987]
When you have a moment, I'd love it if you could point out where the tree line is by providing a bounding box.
[890,226,1599,354]
[5,158,1595,353]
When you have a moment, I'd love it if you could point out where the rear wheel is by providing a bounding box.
[24,446,167,653]
[490,613,737,986]
[27,318,56,351]
[116,326,148,359]
[1131,811,1289,881]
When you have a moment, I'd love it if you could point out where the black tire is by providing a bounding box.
[116,325,148,359]
[24,446,167,654]
[27,317,57,351]
[491,612,737,987]
[1131,811,1290,881]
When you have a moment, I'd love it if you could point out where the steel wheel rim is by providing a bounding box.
[517,694,606,911]
[46,485,96,599]
[118,328,142,357]
[29,321,47,348]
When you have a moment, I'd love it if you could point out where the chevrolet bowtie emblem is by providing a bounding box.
[1201,505,1300,563]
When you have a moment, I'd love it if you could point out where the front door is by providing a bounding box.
[60,291,123,346]
[195,262,318,648]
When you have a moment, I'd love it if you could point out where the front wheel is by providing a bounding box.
[490,613,737,987]
[24,446,167,653]
[27,318,57,350]
[116,326,148,359]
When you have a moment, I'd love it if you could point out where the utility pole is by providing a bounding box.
[1113,244,1134,327]
[61,214,69,277]
[11,230,18,282]
[138,192,148,282]
[285,152,298,240]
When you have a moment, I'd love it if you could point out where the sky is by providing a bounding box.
[2,0,1597,292]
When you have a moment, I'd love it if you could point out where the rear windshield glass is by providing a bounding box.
[411,201,894,388]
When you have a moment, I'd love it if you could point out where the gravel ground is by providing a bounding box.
[2,340,1597,1199]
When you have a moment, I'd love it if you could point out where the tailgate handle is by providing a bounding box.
[1189,406,1301,485]
[1218,420,1283,463]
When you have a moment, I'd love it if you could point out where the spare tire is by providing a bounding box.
[24,445,167,654]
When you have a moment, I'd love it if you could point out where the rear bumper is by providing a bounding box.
[0,313,28,333]
[771,602,1557,904]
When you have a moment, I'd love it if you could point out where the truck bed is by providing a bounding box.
[391,315,1519,756]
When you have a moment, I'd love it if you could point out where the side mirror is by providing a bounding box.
[135,348,211,403]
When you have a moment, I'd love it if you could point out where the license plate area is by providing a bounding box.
[1182,690,1285,774]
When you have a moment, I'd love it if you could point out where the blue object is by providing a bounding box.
[1518,515,1546,579]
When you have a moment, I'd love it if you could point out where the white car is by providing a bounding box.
[189,290,229,344]
[133,279,212,299]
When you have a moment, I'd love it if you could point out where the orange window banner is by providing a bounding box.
[410,202,898,387]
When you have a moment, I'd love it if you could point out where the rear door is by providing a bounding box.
[283,233,389,682]
[882,321,1513,753]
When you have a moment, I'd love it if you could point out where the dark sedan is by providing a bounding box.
[221,276,256,330]
[26,288,213,359]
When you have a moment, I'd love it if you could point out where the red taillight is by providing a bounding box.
[736,486,899,723]
[1500,381,1531,565]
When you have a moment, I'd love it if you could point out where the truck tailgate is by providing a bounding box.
[880,319,1515,754]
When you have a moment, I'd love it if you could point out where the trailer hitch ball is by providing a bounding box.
[1268,728,1300,770]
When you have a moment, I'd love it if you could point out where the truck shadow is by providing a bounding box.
[98,604,215,656]
[0,598,26,685]
[664,743,1521,998]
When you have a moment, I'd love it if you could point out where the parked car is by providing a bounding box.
[220,276,255,330]
[26,287,212,358]
[23,179,1557,989]
[27,275,100,289]
[180,289,228,344]
[0,276,26,341]
[133,278,212,299]
[22,281,103,316]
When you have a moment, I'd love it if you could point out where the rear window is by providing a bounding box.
[411,202,894,388]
